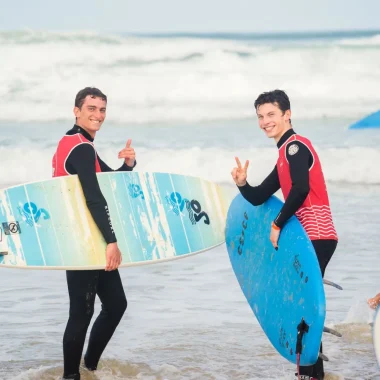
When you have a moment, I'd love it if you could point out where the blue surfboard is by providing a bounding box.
[225,194,326,365]
[349,110,380,129]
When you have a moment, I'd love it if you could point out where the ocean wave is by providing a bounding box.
[0,30,126,45]
[0,30,380,124]
[0,145,378,188]
[338,34,380,47]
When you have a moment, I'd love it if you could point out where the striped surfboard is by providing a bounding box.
[0,172,232,269]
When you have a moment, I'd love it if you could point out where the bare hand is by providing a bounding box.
[105,242,122,271]
[270,224,280,250]
[231,157,249,186]
[118,139,136,167]
[368,293,380,309]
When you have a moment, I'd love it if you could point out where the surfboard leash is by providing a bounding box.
[296,353,301,380]
[296,318,309,380]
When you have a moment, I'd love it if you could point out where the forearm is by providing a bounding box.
[68,146,117,243]
[238,182,274,206]
[274,185,309,228]
[77,172,117,244]
[238,166,280,206]
[98,156,136,172]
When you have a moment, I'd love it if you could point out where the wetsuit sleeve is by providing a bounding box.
[66,144,117,244]
[274,142,311,228]
[238,166,280,206]
[97,155,136,172]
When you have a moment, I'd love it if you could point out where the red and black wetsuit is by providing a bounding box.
[239,128,337,243]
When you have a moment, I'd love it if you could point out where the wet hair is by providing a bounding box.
[74,87,107,109]
[254,89,291,123]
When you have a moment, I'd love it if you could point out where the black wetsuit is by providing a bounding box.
[62,126,134,379]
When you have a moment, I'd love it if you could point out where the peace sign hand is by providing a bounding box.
[231,157,249,187]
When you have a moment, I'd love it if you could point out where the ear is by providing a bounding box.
[74,106,81,118]
[284,109,291,123]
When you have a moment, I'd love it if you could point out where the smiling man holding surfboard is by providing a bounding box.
[231,89,338,380]
[53,87,136,380]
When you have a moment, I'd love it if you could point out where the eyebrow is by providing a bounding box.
[86,105,106,110]
[257,111,275,116]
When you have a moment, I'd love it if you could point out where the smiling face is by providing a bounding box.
[74,95,107,138]
[256,102,291,143]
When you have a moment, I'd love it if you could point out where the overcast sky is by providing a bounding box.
[0,0,379,33]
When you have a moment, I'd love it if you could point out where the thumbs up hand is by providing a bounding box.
[118,139,136,167]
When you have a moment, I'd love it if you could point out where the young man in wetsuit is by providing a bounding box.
[52,87,136,380]
[231,90,338,380]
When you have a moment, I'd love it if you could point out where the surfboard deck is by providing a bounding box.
[0,172,232,270]
[225,194,326,365]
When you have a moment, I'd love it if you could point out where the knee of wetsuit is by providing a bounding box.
[121,298,128,313]
[69,305,95,325]
[114,297,127,320]
[100,296,127,322]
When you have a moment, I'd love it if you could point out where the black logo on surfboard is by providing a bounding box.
[293,254,309,283]
[293,254,301,273]
[237,211,248,255]
[166,192,210,225]
[279,326,287,348]
[2,222,21,235]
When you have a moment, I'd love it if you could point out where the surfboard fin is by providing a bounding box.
[319,352,329,361]
[323,326,342,337]
[323,279,343,290]
[0,251,8,256]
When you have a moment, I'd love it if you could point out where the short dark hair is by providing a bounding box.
[75,87,107,109]
[254,89,291,115]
